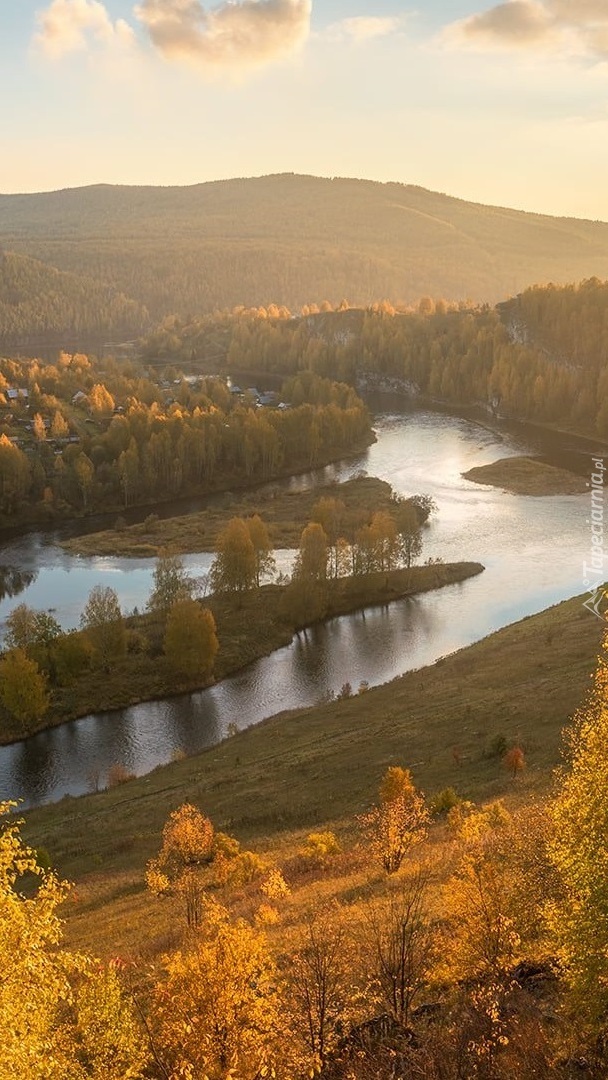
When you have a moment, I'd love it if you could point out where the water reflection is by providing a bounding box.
[0,408,592,807]
[0,565,38,603]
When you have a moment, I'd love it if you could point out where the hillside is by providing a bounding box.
[3,174,608,322]
[0,250,148,348]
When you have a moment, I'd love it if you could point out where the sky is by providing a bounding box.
[1,0,608,220]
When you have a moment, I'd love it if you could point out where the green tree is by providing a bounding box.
[210,517,257,594]
[80,585,126,670]
[0,649,49,725]
[148,550,195,614]
[164,600,219,679]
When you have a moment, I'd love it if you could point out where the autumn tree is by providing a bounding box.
[147,550,195,614]
[364,865,434,1027]
[0,434,31,515]
[89,382,115,417]
[0,648,49,726]
[4,603,60,654]
[80,584,126,670]
[362,766,429,874]
[293,521,329,583]
[73,452,94,510]
[288,908,357,1070]
[246,514,276,586]
[151,903,292,1079]
[504,745,525,780]
[441,804,522,984]
[312,496,346,577]
[0,802,76,1077]
[545,633,608,1025]
[50,410,69,439]
[146,802,215,928]
[32,412,46,441]
[0,804,148,1079]
[164,599,218,679]
[209,516,257,594]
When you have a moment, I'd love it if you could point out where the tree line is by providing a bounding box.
[142,278,608,438]
[0,351,371,521]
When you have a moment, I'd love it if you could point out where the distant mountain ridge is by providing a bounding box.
[2,174,608,329]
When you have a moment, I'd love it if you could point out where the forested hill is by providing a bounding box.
[143,277,608,439]
[0,250,148,348]
[3,174,608,322]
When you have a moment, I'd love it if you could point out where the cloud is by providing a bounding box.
[328,15,407,44]
[134,0,312,72]
[34,0,136,58]
[445,0,608,60]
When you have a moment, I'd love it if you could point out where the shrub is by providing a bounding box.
[260,869,291,901]
[107,763,136,787]
[300,831,342,865]
[487,734,508,759]
[430,787,460,817]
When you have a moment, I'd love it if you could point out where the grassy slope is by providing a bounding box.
[463,456,589,496]
[4,176,608,316]
[22,593,604,957]
[60,476,404,557]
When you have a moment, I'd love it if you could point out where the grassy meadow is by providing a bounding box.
[61,476,404,558]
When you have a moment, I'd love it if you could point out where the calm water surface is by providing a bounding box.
[0,409,591,807]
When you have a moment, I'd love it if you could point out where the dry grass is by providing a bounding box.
[463,456,588,496]
[60,476,400,557]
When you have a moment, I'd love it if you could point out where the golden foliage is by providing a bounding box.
[151,904,295,1079]
[0,804,147,1079]
[362,767,429,874]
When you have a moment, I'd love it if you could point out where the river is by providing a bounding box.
[0,407,592,807]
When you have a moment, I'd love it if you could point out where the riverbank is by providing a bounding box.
[21,590,603,958]
[0,561,483,745]
[59,476,408,558]
[463,456,589,496]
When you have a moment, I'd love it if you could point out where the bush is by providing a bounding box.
[107,763,136,787]
[486,733,508,759]
[218,850,268,888]
[429,787,460,817]
[125,629,148,655]
[299,831,342,865]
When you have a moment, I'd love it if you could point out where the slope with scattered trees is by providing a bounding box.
[12,596,608,1077]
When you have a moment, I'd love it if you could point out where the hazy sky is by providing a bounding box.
[2,0,608,219]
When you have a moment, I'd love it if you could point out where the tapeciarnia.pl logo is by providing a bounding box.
[583,457,607,621]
